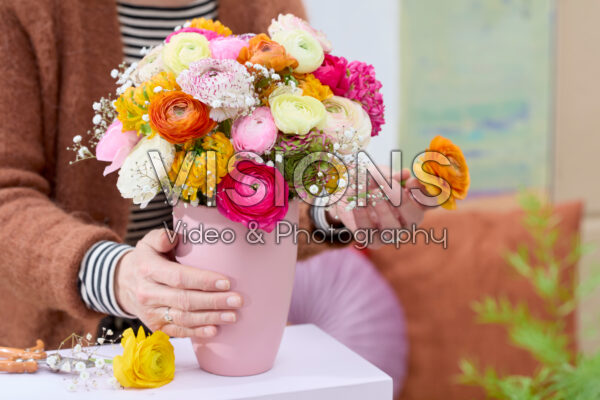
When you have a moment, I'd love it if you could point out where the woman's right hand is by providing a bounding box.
[114,229,242,338]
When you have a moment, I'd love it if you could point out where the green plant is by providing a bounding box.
[457,193,599,400]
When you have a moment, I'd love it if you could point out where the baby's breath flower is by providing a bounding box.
[75,361,86,372]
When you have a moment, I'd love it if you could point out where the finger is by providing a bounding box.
[352,206,375,230]
[152,308,237,327]
[405,177,431,210]
[161,324,218,338]
[139,229,178,254]
[144,285,243,311]
[148,262,231,291]
[398,188,426,227]
[373,200,403,230]
[392,168,411,183]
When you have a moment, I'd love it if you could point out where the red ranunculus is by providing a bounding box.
[216,160,289,232]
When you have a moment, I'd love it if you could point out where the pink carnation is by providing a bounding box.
[312,54,350,96]
[165,27,221,43]
[216,160,289,233]
[346,61,385,137]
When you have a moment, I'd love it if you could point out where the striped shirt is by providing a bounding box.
[78,0,219,318]
[119,0,219,64]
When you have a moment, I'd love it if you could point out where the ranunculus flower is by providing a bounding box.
[165,27,221,43]
[209,36,248,60]
[237,33,298,72]
[115,72,180,133]
[216,160,289,232]
[269,93,326,135]
[231,107,278,154]
[96,120,141,176]
[189,17,232,36]
[162,32,211,76]
[168,132,234,202]
[346,61,385,136]
[419,135,470,210]
[317,96,372,155]
[271,29,324,74]
[113,327,175,389]
[130,46,166,86]
[148,90,216,144]
[117,134,175,206]
[268,13,332,53]
[298,73,333,101]
[312,54,350,96]
[176,58,257,122]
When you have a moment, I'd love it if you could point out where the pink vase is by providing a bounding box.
[173,200,299,376]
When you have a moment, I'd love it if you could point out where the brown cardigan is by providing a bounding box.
[0,0,328,348]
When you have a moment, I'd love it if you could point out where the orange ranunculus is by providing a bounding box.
[237,34,298,72]
[149,91,217,144]
[188,17,232,36]
[421,135,470,210]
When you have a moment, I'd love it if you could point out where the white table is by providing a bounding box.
[4,324,392,400]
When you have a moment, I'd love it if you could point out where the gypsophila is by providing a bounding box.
[68,95,117,164]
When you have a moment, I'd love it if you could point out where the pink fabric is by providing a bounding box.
[289,248,407,395]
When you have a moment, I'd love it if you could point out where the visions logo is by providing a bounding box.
[147,149,454,208]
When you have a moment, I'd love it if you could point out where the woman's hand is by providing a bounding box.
[114,229,242,338]
[330,168,430,248]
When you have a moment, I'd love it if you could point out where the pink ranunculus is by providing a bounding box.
[231,107,278,154]
[346,61,385,136]
[165,27,221,43]
[216,160,289,233]
[313,54,350,96]
[96,120,141,176]
[209,36,249,60]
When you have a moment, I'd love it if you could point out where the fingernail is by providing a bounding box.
[227,296,242,308]
[202,326,217,337]
[215,280,230,290]
[221,312,236,322]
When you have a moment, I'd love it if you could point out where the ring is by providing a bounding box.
[163,307,173,323]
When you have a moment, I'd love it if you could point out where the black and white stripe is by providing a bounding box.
[77,1,218,317]
[79,241,135,318]
[117,0,218,64]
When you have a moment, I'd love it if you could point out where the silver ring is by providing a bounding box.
[163,307,173,323]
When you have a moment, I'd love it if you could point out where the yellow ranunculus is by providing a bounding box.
[113,327,175,389]
[269,93,326,135]
[271,29,324,74]
[298,74,333,101]
[168,132,234,202]
[162,32,211,76]
[115,71,180,134]
[189,17,232,36]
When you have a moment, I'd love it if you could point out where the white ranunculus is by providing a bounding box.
[117,135,175,206]
[268,14,332,53]
[318,96,372,155]
[271,29,324,74]
[130,46,166,86]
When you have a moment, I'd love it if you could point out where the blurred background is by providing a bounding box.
[300,0,600,398]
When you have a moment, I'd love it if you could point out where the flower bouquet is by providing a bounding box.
[72,14,391,376]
